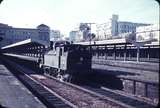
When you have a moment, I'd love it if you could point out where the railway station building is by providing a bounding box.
[0,23,50,48]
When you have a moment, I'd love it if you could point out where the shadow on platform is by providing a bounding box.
[87,69,140,90]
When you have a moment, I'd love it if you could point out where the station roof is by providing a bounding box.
[1,38,49,49]
[3,53,38,62]
[74,38,159,47]
[75,38,129,46]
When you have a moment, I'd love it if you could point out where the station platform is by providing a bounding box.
[0,60,46,108]
[92,60,159,100]
[92,59,159,83]
[92,63,159,84]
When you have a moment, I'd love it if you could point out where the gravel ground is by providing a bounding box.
[31,75,125,108]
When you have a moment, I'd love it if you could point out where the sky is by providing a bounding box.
[0,0,159,37]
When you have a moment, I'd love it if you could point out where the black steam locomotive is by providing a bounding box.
[40,41,92,82]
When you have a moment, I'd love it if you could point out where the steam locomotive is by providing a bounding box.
[40,41,92,82]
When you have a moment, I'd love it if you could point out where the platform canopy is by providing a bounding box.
[1,38,49,59]
[74,38,130,46]
[1,38,49,50]
[74,38,159,46]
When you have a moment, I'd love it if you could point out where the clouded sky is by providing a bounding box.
[0,0,159,37]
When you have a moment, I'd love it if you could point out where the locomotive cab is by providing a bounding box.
[66,44,92,74]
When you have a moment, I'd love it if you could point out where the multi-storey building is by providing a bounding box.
[69,30,78,42]
[136,24,159,41]
[96,22,112,40]
[37,24,50,42]
[79,23,91,40]
[0,23,50,47]
[50,30,61,41]
[0,23,12,46]
[75,31,83,42]
[69,23,96,42]
[96,15,150,40]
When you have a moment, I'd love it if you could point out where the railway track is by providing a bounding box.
[80,85,157,108]
[2,57,157,108]
[41,76,157,108]
[1,57,75,108]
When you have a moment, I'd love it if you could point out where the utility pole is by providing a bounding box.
[85,23,95,53]
[83,23,95,43]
